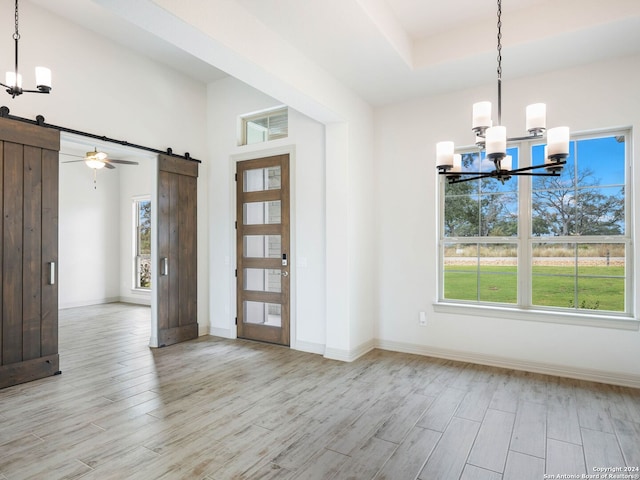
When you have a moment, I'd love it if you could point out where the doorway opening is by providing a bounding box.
[58,133,157,345]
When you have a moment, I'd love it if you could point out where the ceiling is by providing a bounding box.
[29,0,640,106]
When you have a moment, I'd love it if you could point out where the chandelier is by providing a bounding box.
[436,0,568,184]
[0,0,52,98]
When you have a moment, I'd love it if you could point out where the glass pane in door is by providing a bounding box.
[244,268,282,292]
[243,235,281,258]
[243,301,282,327]
[243,201,281,225]
[244,166,281,192]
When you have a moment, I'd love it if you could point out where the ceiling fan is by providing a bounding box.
[61,148,139,170]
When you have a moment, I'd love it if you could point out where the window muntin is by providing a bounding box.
[444,148,519,238]
[444,242,518,304]
[440,130,631,316]
[240,107,288,145]
[531,242,626,311]
[134,198,151,289]
[531,137,625,237]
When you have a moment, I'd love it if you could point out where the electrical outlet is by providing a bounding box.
[419,311,427,326]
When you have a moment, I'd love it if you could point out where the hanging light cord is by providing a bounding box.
[13,0,20,93]
[496,0,502,126]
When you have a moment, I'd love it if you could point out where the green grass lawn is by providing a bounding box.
[444,265,624,311]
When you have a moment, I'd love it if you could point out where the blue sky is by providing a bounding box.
[531,135,626,187]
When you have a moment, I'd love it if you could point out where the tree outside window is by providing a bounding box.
[441,132,630,314]
[135,198,151,289]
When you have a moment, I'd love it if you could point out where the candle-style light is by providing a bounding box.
[0,0,52,98]
[547,126,570,158]
[436,141,455,170]
[485,126,506,159]
[472,101,492,133]
[436,0,568,184]
[501,155,512,172]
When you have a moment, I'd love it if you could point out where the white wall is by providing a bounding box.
[4,1,207,158]
[59,161,120,308]
[374,54,640,385]
[119,157,153,306]
[59,151,153,309]
[207,77,327,352]
[4,2,209,330]
[96,0,378,360]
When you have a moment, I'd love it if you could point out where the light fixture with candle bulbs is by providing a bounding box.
[0,0,52,98]
[436,0,569,184]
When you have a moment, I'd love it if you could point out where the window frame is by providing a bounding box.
[239,106,288,146]
[436,128,636,329]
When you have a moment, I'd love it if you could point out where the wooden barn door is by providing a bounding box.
[0,117,60,389]
[156,154,198,347]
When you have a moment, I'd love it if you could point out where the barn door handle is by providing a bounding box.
[161,257,169,276]
[48,261,56,285]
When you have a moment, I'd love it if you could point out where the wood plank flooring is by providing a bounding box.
[1,303,639,479]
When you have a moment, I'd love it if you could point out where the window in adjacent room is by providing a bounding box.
[440,129,631,316]
[240,106,288,145]
[134,196,151,289]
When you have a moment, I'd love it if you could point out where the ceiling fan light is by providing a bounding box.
[85,159,106,169]
[87,150,108,162]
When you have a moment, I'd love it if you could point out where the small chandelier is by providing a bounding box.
[436,0,569,184]
[0,0,52,98]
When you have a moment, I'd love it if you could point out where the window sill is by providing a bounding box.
[433,301,639,331]
[131,288,151,295]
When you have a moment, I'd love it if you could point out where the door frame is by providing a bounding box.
[230,146,296,346]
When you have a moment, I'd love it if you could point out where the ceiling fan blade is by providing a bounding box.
[104,163,116,169]
[60,152,85,159]
[62,159,87,164]
[105,159,139,165]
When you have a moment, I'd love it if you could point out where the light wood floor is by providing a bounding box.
[1,303,639,480]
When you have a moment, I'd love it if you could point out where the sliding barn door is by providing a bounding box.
[0,117,60,389]
[156,154,198,346]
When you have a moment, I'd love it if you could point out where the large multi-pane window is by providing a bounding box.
[134,197,151,289]
[440,130,631,316]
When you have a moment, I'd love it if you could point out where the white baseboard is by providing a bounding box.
[293,340,325,356]
[119,295,151,306]
[59,297,120,310]
[208,326,236,339]
[198,324,210,337]
[325,339,375,362]
[375,339,640,389]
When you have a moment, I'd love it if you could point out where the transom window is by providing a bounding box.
[440,130,631,316]
[240,107,288,145]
